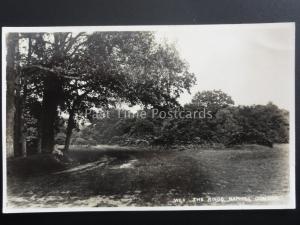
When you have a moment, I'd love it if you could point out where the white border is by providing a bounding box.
[1,23,296,213]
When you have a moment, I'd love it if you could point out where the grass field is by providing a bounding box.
[6,144,290,208]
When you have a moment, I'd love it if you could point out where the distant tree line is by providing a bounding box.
[72,90,289,148]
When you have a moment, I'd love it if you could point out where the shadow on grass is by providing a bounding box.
[6,144,289,207]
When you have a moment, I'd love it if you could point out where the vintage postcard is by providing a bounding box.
[2,23,295,212]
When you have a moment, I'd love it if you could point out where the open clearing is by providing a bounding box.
[6,144,290,208]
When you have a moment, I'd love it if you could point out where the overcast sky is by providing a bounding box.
[156,23,295,110]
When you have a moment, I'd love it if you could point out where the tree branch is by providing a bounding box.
[68,41,88,57]
[64,32,86,53]
[22,65,79,79]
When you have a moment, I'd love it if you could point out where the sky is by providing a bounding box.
[155,23,295,110]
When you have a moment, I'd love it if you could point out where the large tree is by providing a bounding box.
[10,31,195,154]
[6,33,19,157]
[19,32,89,153]
[60,32,196,151]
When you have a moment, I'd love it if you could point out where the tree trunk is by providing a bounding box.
[64,92,89,152]
[6,33,19,158]
[15,75,29,157]
[21,133,27,157]
[14,81,22,156]
[14,81,29,157]
[64,108,76,152]
[40,77,61,153]
[20,78,28,157]
[37,119,42,154]
[19,36,32,157]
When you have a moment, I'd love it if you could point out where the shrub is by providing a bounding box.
[72,137,88,145]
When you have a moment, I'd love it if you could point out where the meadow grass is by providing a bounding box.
[6,144,289,207]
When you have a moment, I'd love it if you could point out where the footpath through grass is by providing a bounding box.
[6,144,289,207]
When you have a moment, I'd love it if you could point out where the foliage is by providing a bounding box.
[13,31,196,153]
[80,91,289,148]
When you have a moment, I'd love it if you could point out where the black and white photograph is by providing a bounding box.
[2,23,295,212]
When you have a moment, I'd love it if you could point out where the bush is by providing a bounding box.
[109,136,123,145]
[72,137,88,145]
[226,130,273,148]
[87,138,97,146]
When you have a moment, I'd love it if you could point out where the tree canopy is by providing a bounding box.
[7,31,196,155]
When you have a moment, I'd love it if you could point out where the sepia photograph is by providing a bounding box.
[2,23,295,212]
